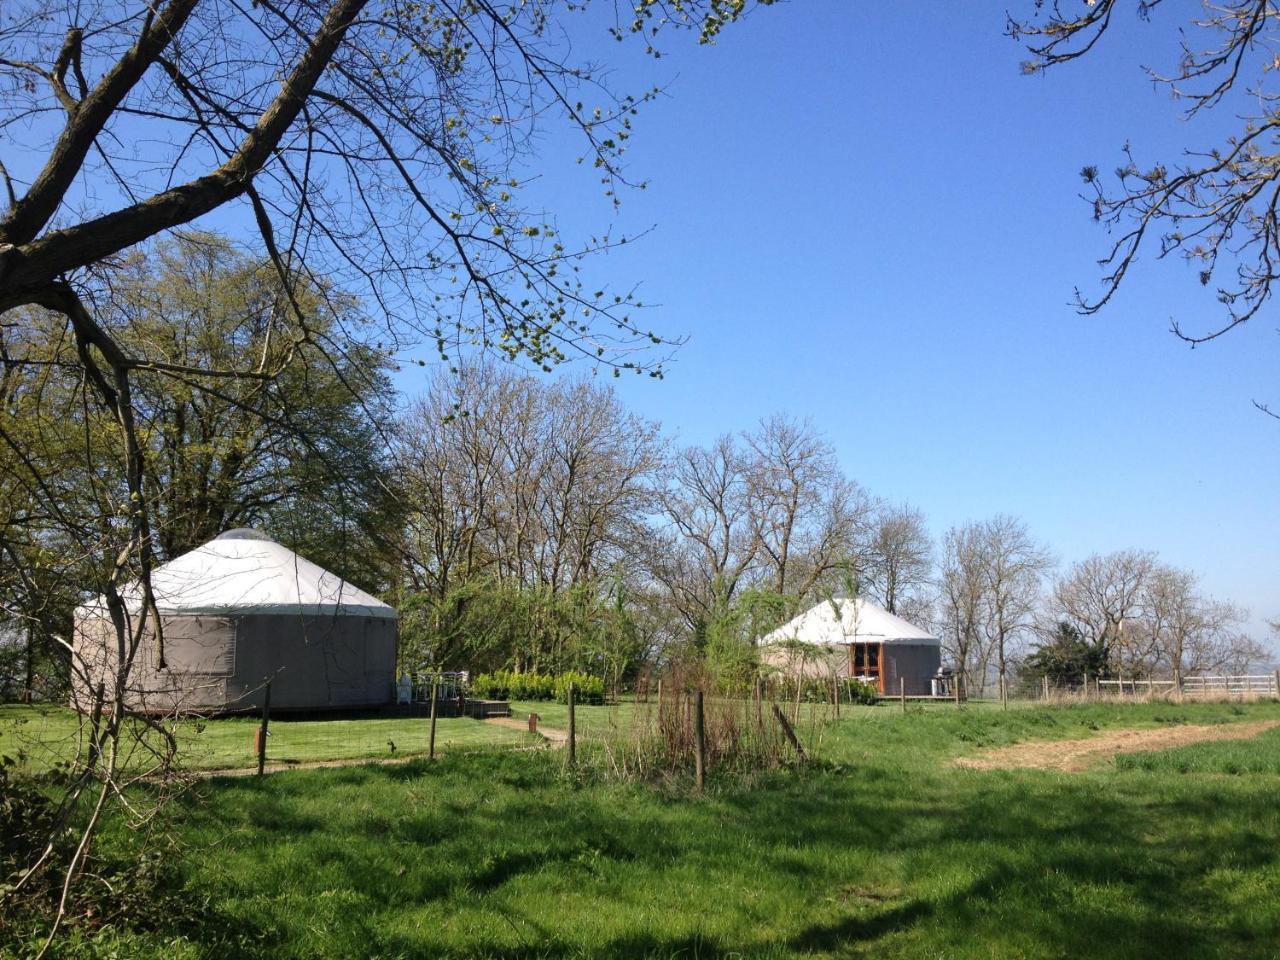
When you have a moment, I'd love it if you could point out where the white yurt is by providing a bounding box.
[72,529,397,713]
[759,597,940,695]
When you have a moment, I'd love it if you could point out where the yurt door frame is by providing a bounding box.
[845,642,884,694]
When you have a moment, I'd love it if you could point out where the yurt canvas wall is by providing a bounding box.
[72,529,396,714]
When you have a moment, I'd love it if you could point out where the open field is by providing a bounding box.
[9,699,1280,959]
[0,704,530,775]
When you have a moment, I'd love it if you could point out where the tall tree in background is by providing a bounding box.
[746,416,871,598]
[939,523,989,694]
[651,435,764,634]
[863,503,932,616]
[397,362,660,670]
[978,515,1052,696]
[1140,565,1255,685]
[1051,550,1157,674]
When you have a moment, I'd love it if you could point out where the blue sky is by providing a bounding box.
[418,3,1277,636]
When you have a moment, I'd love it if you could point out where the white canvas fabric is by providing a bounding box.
[759,597,937,647]
[78,529,395,620]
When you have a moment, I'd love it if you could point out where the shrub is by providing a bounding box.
[470,670,594,702]
[555,672,605,705]
[844,679,879,705]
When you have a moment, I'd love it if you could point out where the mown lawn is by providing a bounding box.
[11,700,1280,959]
[0,704,529,774]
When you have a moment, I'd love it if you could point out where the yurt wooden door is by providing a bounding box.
[845,642,884,693]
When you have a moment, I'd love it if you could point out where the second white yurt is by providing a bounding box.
[759,597,940,696]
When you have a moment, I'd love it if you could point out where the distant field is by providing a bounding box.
[9,699,1280,959]
[0,704,530,774]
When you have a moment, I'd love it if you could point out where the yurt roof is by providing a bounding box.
[759,597,937,647]
[79,529,396,620]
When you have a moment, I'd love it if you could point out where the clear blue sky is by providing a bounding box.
[405,3,1276,637]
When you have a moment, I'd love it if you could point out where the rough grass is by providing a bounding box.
[0,704,529,774]
[1115,723,1280,775]
[10,700,1280,959]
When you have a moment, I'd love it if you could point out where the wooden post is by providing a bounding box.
[1273,669,1279,699]
[953,673,961,708]
[900,676,907,714]
[694,690,706,790]
[1000,673,1008,711]
[771,702,807,762]
[1083,671,1089,702]
[428,676,439,760]
[567,681,577,767]
[257,679,272,776]
[1042,675,1050,701]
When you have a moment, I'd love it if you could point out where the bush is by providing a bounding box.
[555,672,605,705]
[844,679,879,705]
[470,670,601,703]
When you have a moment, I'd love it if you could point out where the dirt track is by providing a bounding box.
[955,719,1280,772]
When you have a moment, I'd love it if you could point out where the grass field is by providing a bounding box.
[13,699,1280,959]
[0,704,529,774]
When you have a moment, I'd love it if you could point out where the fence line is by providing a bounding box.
[1090,673,1279,699]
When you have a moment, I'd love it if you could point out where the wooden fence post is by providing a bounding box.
[567,681,577,767]
[694,689,706,790]
[954,674,961,708]
[770,702,807,762]
[428,676,439,760]
[1000,673,1008,711]
[1273,669,1280,699]
[257,679,272,776]
[1083,671,1089,702]
[1042,675,1050,701]
[900,676,907,714]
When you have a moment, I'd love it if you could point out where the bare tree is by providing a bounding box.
[864,502,932,615]
[939,523,988,695]
[745,416,871,598]
[1141,564,1255,684]
[1051,549,1158,675]
[978,515,1052,695]
[399,362,659,595]
[652,435,762,633]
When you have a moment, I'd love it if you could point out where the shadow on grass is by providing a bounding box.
[140,743,1280,960]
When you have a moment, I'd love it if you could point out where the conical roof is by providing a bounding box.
[80,529,395,620]
[759,597,936,647]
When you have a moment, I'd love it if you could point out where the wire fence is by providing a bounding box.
[4,669,1278,779]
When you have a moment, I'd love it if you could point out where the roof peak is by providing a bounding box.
[215,528,273,541]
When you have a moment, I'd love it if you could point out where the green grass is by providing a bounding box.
[1116,724,1280,775]
[12,700,1280,959]
[0,704,529,774]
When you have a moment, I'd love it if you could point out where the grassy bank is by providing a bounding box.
[10,699,1280,959]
